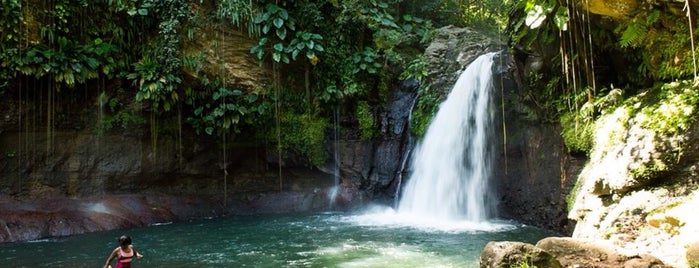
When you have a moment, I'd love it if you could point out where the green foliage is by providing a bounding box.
[618,10,659,48]
[559,86,625,154]
[0,0,23,48]
[611,6,698,82]
[187,87,270,136]
[98,94,146,135]
[352,47,382,74]
[399,55,428,82]
[127,0,189,111]
[8,37,118,87]
[271,112,329,166]
[0,0,481,163]
[508,0,569,50]
[636,80,699,136]
[356,101,376,140]
[325,0,432,94]
[629,159,670,182]
[251,4,292,63]
[410,84,437,136]
[560,108,595,154]
[314,42,367,104]
[216,0,259,37]
[621,81,699,182]
[401,0,511,31]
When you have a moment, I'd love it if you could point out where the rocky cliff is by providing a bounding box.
[567,81,699,267]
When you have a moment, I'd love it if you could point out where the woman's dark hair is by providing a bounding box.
[118,235,132,247]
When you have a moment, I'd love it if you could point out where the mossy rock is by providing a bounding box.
[479,241,562,268]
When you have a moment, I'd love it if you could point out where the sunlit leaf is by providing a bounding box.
[525,5,547,29]
[554,7,569,31]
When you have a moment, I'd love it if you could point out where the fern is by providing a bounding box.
[619,9,659,48]
[619,21,647,48]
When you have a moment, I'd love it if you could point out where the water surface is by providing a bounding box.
[0,211,555,267]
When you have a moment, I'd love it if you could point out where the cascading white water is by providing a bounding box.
[397,53,496,222]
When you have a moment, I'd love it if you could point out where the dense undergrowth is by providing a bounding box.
[2,0,698,167]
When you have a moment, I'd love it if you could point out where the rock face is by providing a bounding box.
[334,26,506,204]
[492,118,583,233]
[568,85,699,267]
[494,45,584,233]
[334,79,419,203]
[338,26,582,234]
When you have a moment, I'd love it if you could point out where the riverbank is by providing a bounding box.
[0,188,352,243]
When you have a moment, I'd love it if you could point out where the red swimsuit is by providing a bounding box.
[115,247,134,268]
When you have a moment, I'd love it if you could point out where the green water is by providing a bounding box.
[0,210,555,267]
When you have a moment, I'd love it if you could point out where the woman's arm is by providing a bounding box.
[131,245,144,259]
[103,248,118,268]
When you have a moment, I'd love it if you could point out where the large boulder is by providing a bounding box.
[568,84,699,267]
[479,241,562,268]
[479,238,668,268]
[536,237,667,268]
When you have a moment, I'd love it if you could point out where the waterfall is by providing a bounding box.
[397,53,496,222]
[328,107,341,208]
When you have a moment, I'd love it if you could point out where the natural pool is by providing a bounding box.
[0,207,556,267]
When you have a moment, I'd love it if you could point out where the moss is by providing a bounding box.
[635,80,699,136]
[560,110,595,154]
[270,112,329,167]
[410,84,440,136]
[629,159,670,182]
[356,101,376,140]
[560,86,626,155]
[567,178,583,213]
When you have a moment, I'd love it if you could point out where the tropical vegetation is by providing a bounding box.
[1,0,698,165]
